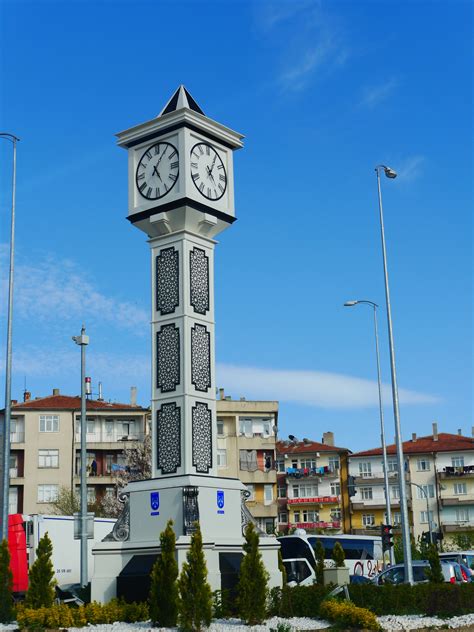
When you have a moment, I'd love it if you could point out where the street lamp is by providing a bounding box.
[0,133,20,543]
[72,326,89,587]
[344,299,395,567]
[375,164,413,584]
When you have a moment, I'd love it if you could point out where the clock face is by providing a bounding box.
[190,142,227,201]
[136,141,179,200]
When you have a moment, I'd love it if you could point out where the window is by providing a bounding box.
[87,419,95,434]
[293,511,300,522]
[38,484,58,503]
[387,459,398,472]
[456,508,470,522]
[216,419,224,436]
[416,484,434,499]
[105,454,115,474]
[246,484,255,501]
[452,456,465,468]
[9,454,18,477]
[276,458,285,472]
[291,460,298,468]
[328,456,340,471]
[279,512,288,523]
[331,508,342,521]
[264,484,273,504]
[359,462,372,478]
[39,415,59,433]
[330,482,341,496]
[292,484,318,498]
[360,487,373,500]
[416,458,430,471]
[87,486,96,504]
[454,482,467,495]
[390,485,400,499]
[239,450,258,471]
[277,485,287,498]
[392,512,401,525]
[105,487,115,499]
[38,449,59,468]
[362,514,375,526]
[217,449,227,467]
[105,421,114,437]
[301,459,316,469]
[9,487,18,514]
[302,510,319,522]
[420,510,434,524]
[238,417,272,437]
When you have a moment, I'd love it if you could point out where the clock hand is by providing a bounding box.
[209,154,217,174]
[152,165,163,182]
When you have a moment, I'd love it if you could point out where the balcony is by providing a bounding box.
[239,469,277,484]
[246,501,278,518]
[286,467,339,480]
[287,495,340,506]
[351,498,411,511]
[440,495,474,507]
[353,472,400,485]
[438,466,474,479]
[291,521,341,530]
[74,432,145,447]
[442,521,474,533]
[10,432,25,444]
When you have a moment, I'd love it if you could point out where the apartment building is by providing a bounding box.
[2,389,149,515]
[276,433,351,534]
[349,423,474,541]
[216,390,278,534]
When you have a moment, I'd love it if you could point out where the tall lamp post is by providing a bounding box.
[344,299,395,566]
[0,133,19,543]
[375,164,413,584]
[72,326,89,587]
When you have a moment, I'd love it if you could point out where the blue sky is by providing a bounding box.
[0,0,471,451]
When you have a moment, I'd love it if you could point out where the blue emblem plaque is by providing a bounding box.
[217,490,225,514]
[150,491,160,516]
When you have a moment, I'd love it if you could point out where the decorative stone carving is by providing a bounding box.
[156,402,181,474]
[156,247,179,315]
[190,247,209,315]
[156,323,180,392]
[191,323,211,392]
[103,492,130,541]
[183,486,200,535]
[241,489,266,536]
[192,402,212,473]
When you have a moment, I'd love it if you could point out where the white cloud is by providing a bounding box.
[360,78,399,109]
[0,247,148,333]
[396,155,425,182]
[217,363,439,409]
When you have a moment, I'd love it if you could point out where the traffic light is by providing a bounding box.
[421,531,431,544]
[381,524,394,551]
[348,475,356,497]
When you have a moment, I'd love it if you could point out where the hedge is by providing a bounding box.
[348,583,474,618]
[319,599,381,631]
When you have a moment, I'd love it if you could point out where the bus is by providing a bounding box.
[278,531,384,585]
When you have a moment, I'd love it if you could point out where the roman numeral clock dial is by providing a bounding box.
[190,142,227,201]
[136,141,179,200]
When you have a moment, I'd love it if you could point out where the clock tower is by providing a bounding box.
[91,87,281,603]
[116,86,243,479]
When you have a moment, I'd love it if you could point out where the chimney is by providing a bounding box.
[457,428,462,436]
[98,382,103,401]
[11,400,17,405]
[412,433,417,442]
[218,388,225,400]
[322,431,334,446]
[432,422,438,441]
[130,386,137,407]
[472,426,474,439]
[23,391,31,402]
[52,388,60,396]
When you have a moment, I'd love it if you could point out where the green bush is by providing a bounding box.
[425,544,444,583]
[149,519,179,626]
[0,539,14,623]
[237,522,269,624]
[268,584,332,618]
[332,541,346,568]
[348,583,474,617]
[320,598,381,631]
[25,532,56,609]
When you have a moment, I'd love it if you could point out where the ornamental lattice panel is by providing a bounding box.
[156,402,181,474]
[190,247,209,315]
[156,324,180,392]
[191,323,211,392]
[156,247,179,315]
[192,402,212,473]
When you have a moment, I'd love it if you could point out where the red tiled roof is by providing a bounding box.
[276,439,350,455]
[11,395,145,411]
[351,433,474,457]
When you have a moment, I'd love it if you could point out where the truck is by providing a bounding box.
[8,513,116,594]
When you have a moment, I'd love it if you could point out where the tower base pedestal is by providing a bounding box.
[91,475,282,603]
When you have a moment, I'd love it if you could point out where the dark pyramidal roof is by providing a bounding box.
[159,85,205,117]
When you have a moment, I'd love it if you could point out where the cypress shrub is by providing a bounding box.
[314,539,325,583]
[237,521,269,624]
[177,525,212,632]
[425,544,444,583]
[277,548,293,617]
[0,539,14,622]
[25,532,56,608]
[332,541,345,567]
[149,520,178,626]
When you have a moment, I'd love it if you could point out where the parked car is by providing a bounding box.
[458,562,474,583]
[439,551,474,578]
[372,560,463,585]
[350,574,372,584]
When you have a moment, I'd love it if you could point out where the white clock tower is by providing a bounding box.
[91,87,281,603]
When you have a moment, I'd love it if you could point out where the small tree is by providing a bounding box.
[178,525,212,632]
[332,541,345,568]
[51,485,80,515]
[25,532,56,608]
[315,539,325,583]
[277,548,293,618]
[149,520,179,626]
[425,543,444,583]
[237,522,269,625]
[0,539,14,623]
